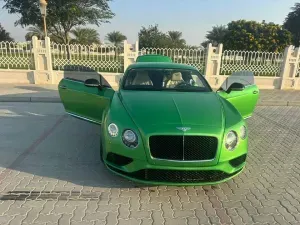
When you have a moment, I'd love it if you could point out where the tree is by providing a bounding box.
[185,45,202,50]
[25,25,65,43]
[138,25,188,49]
[71,28,100,45]
[283,3,300,46]
[201,25,228,47]
[105,31,126,47]
[0,23,14,42]
[105,31,126,59]
[138,24,170,49]
[223,20,292,52]
[167,31,186,48]
[3,0,114,45]
[25,25,45,41]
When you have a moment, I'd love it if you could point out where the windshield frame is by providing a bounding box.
[120,67,213,92]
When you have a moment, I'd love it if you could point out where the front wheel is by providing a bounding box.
[99,132,104,163]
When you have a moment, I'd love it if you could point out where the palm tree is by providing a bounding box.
[25,26,45,41]
[202,25,228,47]
[70,28,101,56]
[185,45,202,50]
[106,31,127,59]
[105,31,127,47]
[25,25,63,43]
[71,28,101,45]
[167,31,186,48]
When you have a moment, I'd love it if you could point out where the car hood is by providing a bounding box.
[119,90,224,133]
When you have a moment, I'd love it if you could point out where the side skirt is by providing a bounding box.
[67,112,101,125]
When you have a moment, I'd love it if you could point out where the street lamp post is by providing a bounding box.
[39,0,48,38]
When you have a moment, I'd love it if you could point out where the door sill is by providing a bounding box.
[67,112,100,124]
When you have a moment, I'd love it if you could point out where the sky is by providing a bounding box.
[0,0,298,45]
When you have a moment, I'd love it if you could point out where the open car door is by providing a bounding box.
[58,77,115,124]
[217,71,259,119]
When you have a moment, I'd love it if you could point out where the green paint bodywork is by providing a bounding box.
[58,55,260,186]
[136,54,173,63]
[59,79,114,124]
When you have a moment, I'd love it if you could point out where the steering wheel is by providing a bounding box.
[175,82,192,88]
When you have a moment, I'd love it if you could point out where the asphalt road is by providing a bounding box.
[0,103,300,225]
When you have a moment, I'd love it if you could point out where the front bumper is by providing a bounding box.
[104,153,247,186]
[101,120,248,186]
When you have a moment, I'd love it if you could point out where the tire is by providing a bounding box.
[99,132,104,163]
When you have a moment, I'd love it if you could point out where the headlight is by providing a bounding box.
[240,125,247,140]
[122,129,138,148]
[108,123,118,137]
[225,131,238,150]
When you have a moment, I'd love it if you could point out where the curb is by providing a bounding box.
[30,97,61,103]
[0,96,61,103]
[257,101,300,106]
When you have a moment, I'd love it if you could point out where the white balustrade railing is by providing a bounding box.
[0,39,299,79]
[141,47,206,73]
[0,41,34,69]
[51,43,123,72]
[221,50,284,77]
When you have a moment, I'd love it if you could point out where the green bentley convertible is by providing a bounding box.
[58,55,259,185]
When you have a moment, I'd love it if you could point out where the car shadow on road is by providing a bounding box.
[0,85,59,99]
[0,69,153,189]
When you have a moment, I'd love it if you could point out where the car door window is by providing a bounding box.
[191,75,205,87]
[217,70,259,119]
[220,71,254,91]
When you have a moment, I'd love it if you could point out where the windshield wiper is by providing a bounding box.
[159,88,206,92]
[124,88,161,91]
[174,89,206,92]
[123,88,207,92]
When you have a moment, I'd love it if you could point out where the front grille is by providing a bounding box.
[108,165,242,183]
[149,135,218,161]
[229,154,247,167]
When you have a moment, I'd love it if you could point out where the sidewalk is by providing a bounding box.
[257,89,300,106]
[0,84,60,102]
[0,84,300,106]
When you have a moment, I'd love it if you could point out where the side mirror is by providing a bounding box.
[216,87,224,93]
[226,82,245,93]
[84,78,100,88]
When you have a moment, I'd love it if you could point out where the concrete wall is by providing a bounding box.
[0,69,122,88]
[0,70,35,84]
[204,75,290,90]
[2,69,299,90]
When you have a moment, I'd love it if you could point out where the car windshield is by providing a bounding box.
[122,68,211,92]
